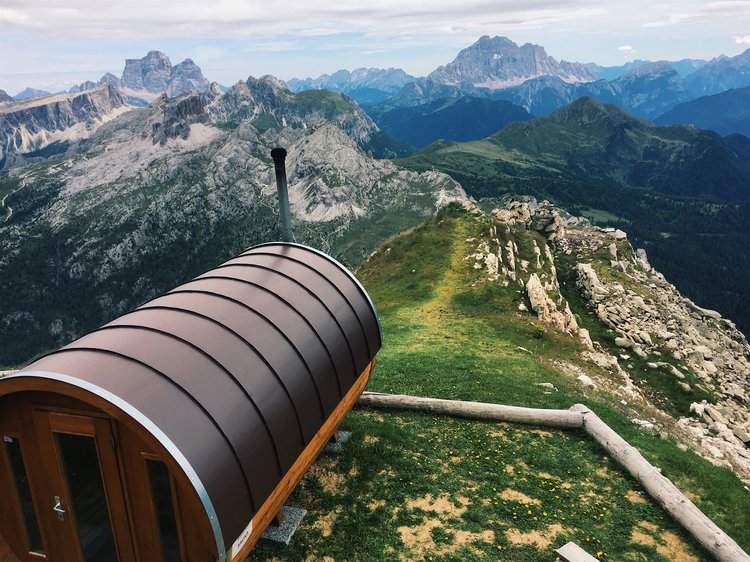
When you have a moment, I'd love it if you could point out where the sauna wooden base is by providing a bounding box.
[229,360,374,561]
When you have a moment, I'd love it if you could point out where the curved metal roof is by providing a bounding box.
[5,243,381,558]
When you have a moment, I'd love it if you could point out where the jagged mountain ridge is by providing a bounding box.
[0,73,408,171]
[0,83,130,169]
[0,89,466,365]
[78,51,211,104]
[686,48,750,96]
[385,60,693,119]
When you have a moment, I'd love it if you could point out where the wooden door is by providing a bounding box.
[0,392,198,562]
[31,411,136,562]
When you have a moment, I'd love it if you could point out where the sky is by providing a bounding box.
[0,0,748,95]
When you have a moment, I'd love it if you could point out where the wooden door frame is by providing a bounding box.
[0,387,217,562]
[32,409,137,562]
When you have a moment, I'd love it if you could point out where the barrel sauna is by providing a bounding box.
[0,243,381,562]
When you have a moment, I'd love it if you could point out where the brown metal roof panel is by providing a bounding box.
[240,244,381,363]
[227,253,371,377]
[140,290,326,437]
[202,263,356,398]
[23,349,253,542]
[106,308,304,468]
[170,278,333,422]
[63,327,278,499]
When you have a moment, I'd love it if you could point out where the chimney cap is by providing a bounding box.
[271,147,287,162]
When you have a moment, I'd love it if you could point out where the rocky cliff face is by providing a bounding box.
[0,84,130,169]
[427,36,597,89]
[0,89,15,103]
[121,50,173,91]
[471,198,750,479]
[168,58,211,96]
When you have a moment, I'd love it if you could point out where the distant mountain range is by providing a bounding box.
[6,51,210,106]
[287,36,750,134]
[370,97,533,148]
[403,97,750,202]
[286,68,416,105]
[655,86,750,138]
[426,35,597,88]
[398,97,750,334]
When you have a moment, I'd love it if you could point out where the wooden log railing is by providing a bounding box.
[357,392,750,562]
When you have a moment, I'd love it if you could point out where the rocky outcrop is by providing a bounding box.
[470,200,592,348]
[205,76,381,148]
[569,224,750,476]
[0,90,15,103]
[483,197,750,477]
[147,93,210,145]
[0,84,130,168]
[168,59,211,97]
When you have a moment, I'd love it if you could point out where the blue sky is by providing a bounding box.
[0,0,748,95]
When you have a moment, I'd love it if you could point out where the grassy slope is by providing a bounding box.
[250,207,749,561]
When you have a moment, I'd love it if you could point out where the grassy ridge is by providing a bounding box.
[395,100,750,337]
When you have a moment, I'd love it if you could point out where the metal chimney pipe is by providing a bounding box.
[271,147,293,243]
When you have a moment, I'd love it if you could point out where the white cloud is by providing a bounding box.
[617,44,635,52]
[736,35,750,44]
[0,0,601,41]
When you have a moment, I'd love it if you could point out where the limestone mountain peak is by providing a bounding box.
[427,35,597,89]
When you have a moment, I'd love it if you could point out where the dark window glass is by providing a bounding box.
[4,435,44,553]
[146,459,181,562]
[57,433,117,562]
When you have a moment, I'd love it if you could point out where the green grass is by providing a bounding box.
[249,409,718,561]
[252,206,750,560]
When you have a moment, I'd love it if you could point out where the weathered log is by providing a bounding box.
[357,392,584,429]
[570,404,750,562]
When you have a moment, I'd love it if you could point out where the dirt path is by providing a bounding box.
[1,177,28,222]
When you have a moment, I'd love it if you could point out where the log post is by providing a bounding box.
[570,404,750,562]
[358,392,584,429]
